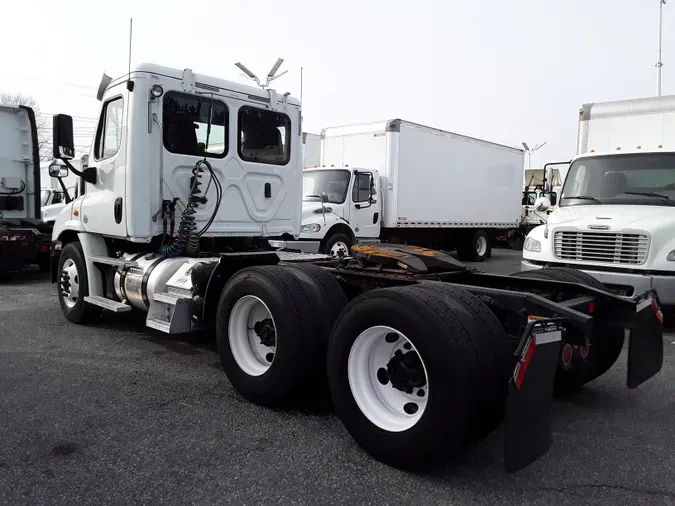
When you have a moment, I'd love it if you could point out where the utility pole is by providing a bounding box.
[521,141,547,169]
[657,0,667,96]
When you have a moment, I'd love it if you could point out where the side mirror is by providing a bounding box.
[48,161,69,178]
[534,196,551,212]
[52,114,75,160]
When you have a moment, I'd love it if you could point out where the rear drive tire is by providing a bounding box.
[511,267,625,394]
[57,241,101,324]
[417,283,513,441]
[322,232,353,258]
[457,229,490,262]
[216,265,338,407]
[327,285,486,470]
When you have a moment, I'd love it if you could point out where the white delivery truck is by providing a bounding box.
[45,62,664,474]
[522,94,675,312]
[290,120,524,261]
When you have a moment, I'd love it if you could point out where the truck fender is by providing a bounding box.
[77,232,108,298]
[322,223,355,244]
[201,251,281,325]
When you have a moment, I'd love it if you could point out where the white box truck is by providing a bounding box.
[522,94,675,312]
[302,132,321,168]
[289,120,524,261]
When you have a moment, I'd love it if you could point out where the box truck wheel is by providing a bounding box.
[457,229,490,262]
[322,232,353,258]
[57,242,102,324]
[327,286,487,470]
[216,265,339,407]
[511,267,624,395]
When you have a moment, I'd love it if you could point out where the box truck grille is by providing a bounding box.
[554,231,649,265]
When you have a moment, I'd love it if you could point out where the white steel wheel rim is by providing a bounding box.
[60,258,80,308]
[330,241,349,257]
[476,236,488,256]
[228,295,277,377]
[348,325,429,432]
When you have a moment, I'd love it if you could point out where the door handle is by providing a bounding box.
[114,197,123,224]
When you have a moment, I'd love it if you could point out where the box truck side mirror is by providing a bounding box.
[52,114,75,160]
[535,196,551,212]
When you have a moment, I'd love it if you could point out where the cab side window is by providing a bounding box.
[352,173,372,203]
[51,192,64,204]
[238,107,291,165]
[94,97,124,161]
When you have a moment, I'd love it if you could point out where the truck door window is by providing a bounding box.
[238,107,291,165]
[52,192,64,204]
[94,97,124,160]
[163,92,228,157]
[352,173,372,203]
[41,190,51,207]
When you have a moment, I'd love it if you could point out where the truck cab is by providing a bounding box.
[522,148,675,308]
[298,165,381,256]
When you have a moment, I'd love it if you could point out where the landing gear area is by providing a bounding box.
[49,239,664,472]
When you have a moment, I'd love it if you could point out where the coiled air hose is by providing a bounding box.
[160,160,211,257]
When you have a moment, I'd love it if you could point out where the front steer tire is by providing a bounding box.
[216,265,339,407]
[327,285,489,471]
[57,241,101,324]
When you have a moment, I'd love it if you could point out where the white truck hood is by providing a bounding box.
[549,204,675,231]
[301,201,346,221]
[41,202,67,223]
[531,204,675,270]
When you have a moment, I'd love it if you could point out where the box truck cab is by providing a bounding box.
[300,165,380,256]
[522,95,675,310]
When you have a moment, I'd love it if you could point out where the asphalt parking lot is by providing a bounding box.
[1,249,674,505]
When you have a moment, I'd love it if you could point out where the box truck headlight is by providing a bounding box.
[301,223,321,233]
[524,237,542,252]
[667,250,675,261]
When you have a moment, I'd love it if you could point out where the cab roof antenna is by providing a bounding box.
[235,58,288,89]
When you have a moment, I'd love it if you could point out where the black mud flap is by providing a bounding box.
[627,293,664,389]
[504,320,562,473]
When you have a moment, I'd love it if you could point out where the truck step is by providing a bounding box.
[146,318,172,334]
[84,295,132,313]
[153,292,191,305]
[89,255,139,268]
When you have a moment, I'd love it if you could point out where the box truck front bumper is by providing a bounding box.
[521,259,675,306]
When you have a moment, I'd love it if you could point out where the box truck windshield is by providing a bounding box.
[303,169,351,204]
[561,153,675,207]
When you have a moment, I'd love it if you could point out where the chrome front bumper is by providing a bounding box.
[521,260,675,306]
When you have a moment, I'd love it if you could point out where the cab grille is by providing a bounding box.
[553,231,649,265]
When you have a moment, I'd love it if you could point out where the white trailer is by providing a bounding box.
[523,94,675,311]
[0,103,52,275]
[292,120,524,261]
[45,62,663,474]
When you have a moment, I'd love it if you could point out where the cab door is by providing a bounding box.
[79,85,128,237]
[350,170,381,239]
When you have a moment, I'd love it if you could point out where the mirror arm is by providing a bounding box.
[62,159,84,178]
[55,177,72,204]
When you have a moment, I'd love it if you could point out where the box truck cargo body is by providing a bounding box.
[523,94,675,310]
[292,119,524,261]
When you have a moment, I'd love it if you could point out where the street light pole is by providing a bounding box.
[521,141,547,169]
[657,0,667,97]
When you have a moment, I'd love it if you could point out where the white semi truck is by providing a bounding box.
[522,94,675,314]
[291,120,524,262]
[0,103,53,276]
[47,62,664,473]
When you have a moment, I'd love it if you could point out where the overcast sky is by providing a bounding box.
[1,0,673,171]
